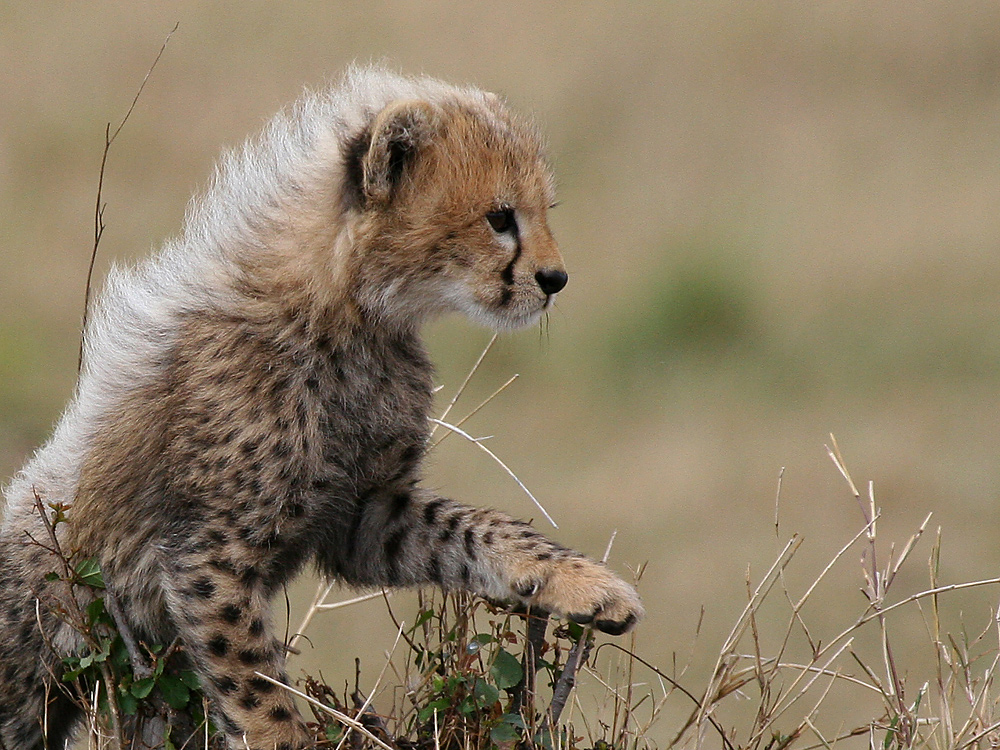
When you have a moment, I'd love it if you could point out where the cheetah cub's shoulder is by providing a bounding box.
[0,66,643,750]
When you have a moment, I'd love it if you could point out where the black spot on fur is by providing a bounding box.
[249,618,265,637]
[238,648,267,666]
[400,442,421,467]
[208,634,229,657]
[209,557,239,576]
[389,491,411,519]
[271,705,293,721]
[214,676,238,694]
[240,437,262,456]
[241,565,262,587]
[220,712,241,734]
[312,476,334,493]
[423,499,444,525]
[438,514,461,545]
[384,528,407,578]
[248,676,276,693]
[220,604,242,624]
[464,528,477,559]
[192,577,216,599]
[240,692,261,710]
[268,376,290,401]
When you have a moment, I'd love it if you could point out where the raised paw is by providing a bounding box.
[515,557,644,635]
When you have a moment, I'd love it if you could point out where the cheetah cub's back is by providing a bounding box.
[0,67,643,750]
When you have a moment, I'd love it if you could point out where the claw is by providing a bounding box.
[515,580,540,598]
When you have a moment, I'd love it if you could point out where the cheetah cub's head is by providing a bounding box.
[344,94,566,332]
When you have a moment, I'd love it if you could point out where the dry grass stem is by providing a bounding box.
[431,373,519,450]
[253,672,396,750]
[428,417,558,528]
[429,332,498,439]
[79,22,177,374]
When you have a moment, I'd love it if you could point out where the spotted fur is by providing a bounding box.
[0,67,643,749]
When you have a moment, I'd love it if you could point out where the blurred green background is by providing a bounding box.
[3,2,1000,742]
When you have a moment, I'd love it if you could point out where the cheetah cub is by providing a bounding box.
[0,67,643,749]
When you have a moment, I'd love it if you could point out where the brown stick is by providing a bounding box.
[78,22,178,374]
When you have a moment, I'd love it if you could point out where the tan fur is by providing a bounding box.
[0,68,641,749]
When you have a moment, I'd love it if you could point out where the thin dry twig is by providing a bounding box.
[428,417,558,528]
[431,373,519,450]
[253,672,396,750]
[429,332,498,439]
[79,22,177,374]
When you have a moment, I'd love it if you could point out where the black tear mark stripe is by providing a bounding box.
[500,237,521,286]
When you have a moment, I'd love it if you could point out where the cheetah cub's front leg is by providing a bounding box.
[344,494,644,634]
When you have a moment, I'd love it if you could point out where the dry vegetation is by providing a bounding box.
[5,3,1000,748]
[44,339,1000,749]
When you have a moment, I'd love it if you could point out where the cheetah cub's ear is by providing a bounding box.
[362,100,439,206]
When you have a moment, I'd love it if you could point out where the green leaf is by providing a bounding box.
[111,637,131,669]
[85,598,106,626]
[471,677,499,707]
[178,670,201,690]
[533,726,554,750]
[883,716,899,750]
[74,558,105,589]
[500,713,526,730]
[418,699,450,723]
[490,722,520,744]
[325,725,345,743]
[62,666,84,682]
[413,609,435,628]
[118,690,138,716]
[490,648,523,690]
[158,675,190,709]
[131,677,156,699]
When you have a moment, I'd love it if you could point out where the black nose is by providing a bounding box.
[535,268,568,295]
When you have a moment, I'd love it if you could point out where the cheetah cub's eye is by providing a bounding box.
[486,207,516,235]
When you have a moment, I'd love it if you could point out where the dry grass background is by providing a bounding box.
[4,2,1000,745]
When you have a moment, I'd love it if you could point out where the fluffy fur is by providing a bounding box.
[0,67,642,749]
